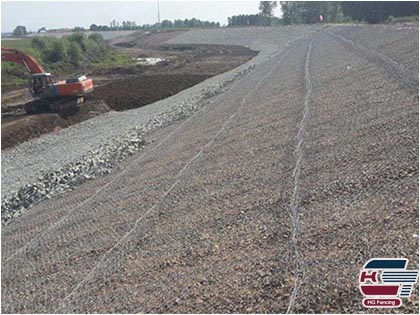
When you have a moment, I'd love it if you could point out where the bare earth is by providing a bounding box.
[1,25,419,313]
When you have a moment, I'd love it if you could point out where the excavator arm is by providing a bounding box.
[1,47,46,74]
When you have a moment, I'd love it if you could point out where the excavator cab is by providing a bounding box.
[29,73,56,98]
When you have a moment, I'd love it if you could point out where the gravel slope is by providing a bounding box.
[1,25,318,205]
[2,25,418,313]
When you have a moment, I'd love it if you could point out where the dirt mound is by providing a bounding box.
[89,74,211,111]
[158,44,257,57]
[1,100,110,150]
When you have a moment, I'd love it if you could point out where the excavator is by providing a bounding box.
[1,47,94,113]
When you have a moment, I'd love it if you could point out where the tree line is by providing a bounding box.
[228,1,418,26]
[90,18,220,31]
[340,1,419,24]
[228,14,282,27]
[29,33,105,68]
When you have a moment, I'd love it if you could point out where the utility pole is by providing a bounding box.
[157,1,161,24]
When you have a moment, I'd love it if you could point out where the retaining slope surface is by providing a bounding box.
[1,25,419,313]
[1,26,316,200]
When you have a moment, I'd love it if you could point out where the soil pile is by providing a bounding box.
[89,74,211,111]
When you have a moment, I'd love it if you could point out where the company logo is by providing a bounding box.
[359,258,419,308]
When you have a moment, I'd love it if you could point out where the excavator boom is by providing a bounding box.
[1,47,46,73]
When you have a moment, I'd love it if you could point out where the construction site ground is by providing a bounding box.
[1,30,256,149]
[1,25,419,313]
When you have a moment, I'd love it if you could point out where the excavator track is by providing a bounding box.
[49,96,83,115]
[23,99,50,114]
[23,96,84,115]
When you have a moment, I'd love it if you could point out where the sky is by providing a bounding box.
[1,1,283,32]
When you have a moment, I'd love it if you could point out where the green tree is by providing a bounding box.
[31,37,48,51]
[228,14,262,26]
[68,42,82,66]
[73,26,85,32]
[12,25,27,37]
[67,32,88,52]
[88,33,104,44]
[259,1,278,25]
[90,24,99,31]
[341,1,419,24]
[161,20,173,28]
[281,1,343,24]
[46,39,67,63]
[110,19,117,30]
[174,19,186,28]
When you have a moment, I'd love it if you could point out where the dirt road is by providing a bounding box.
[1,25,418,313]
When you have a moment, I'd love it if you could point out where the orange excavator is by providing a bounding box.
[1,47,94,113]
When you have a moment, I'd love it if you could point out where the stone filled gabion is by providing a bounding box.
[1,66,253,224]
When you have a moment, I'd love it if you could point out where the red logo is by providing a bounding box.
[359,258,419,308]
